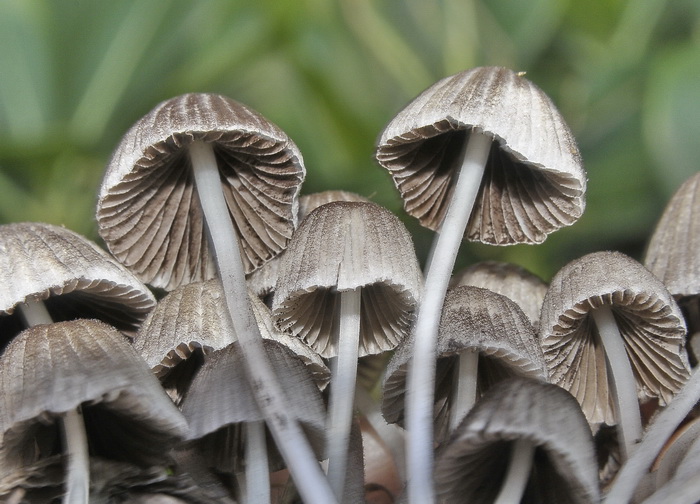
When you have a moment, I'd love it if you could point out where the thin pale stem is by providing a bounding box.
[18,302,90,504]
[591,305,643,460]
[245,421,271,504]
[449,349,479,432]
[605,367,700,503]
[326,288,362,500]
[189,141,337,504]
[494,439,535,504]
[405,130,492,504]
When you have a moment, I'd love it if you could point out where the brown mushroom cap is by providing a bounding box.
[97,93,305,291]
[375,66,586,245]
[0,222,156,344]
[272,201,422,358]
[382,286,548,439]
[539,251,690,425]
[434,377,599,504]
[0,319,187,475]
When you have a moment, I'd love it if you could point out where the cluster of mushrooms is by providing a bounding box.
[0,66,699,504]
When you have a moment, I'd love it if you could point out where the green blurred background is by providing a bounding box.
[1,0,699,281]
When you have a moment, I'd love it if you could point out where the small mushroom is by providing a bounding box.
[434,378,599,504]
[539,251,690,460]
[375,66,586,501]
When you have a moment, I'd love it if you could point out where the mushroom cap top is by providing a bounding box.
[382,286,548,437]
[644,171,700,299]
[0,319,187,472]
[375,66,586,245]
[0,222,156,343]
[134,279,329,390]
[272,201,423,358]
[97,93,305,291]
[435,377,599,504]
[539,251,690,425]
[450,260,548,329]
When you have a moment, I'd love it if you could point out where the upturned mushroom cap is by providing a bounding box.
[0,319,188,475]
[539,251,691,425]
[375,66,586,244]
[272,201,423,358]
[450,261,548,329]
[434,378,599,504]
[382,286,548,438]
[0,222,156,344]
[97,93,305,291]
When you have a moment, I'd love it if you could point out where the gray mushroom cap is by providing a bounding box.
[375,66,586,245]
[97,93,305,291]
[0,222,156,343]
[539,251,691,425]
[272,201,423,358]
[0,319,188,475]
[382,286,548,438]
[434,377,599,504]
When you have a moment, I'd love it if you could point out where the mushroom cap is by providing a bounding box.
[434,377,599,504]
[97,93,305,291]
[0,319,188,474]
[382,286,548,439]
[450,260,548,329]
[0,222,156,344]
[539,251,691,425]
[272,201,423,358]
[375,66,586,245]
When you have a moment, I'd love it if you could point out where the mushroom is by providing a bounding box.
[272,200,422,498]
[375,66,586,502]
[96,93,334,503]
[539,251,691,461]
[383,286,548,443]
[434,377,599,504]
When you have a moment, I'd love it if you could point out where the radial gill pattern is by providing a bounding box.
[97,93,305,291]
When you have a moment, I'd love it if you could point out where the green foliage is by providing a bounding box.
[0,0,698,279]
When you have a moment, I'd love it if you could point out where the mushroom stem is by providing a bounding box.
[245,421,271,504]
[493,439,535,504]
[449,349,479,432]
[605,366,700,503]
[18,301,90,504]
[188,141,337,504]
[406,129,492,503]
[326,287,362,499]
[591,305,643,460]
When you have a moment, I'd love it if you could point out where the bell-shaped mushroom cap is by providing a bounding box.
[539,251,691,425]
[134,279,329,396]
[298,190,370,220]
[0,319,188,473]
[0,222,156,344]
[272,201,423,358]
[450,260,548,328]
[375,66,586,245]
[382,286,548,438]
[97,93,306,291]
[435,377,599,504]
[179,339,325,473]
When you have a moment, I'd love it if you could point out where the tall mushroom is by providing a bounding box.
[375,66,586,502]
[539,251,690,461]
[96,93,335,502]
[272,200,422,498]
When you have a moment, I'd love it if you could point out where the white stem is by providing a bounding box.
[326,288,362,500]
[405,130,492,504]
[494,439,535,504]
[245,421,271,504]
[592,305,643,460]
[189,141,337,504]
[449,349,479,432]
[18,302,90,504]
[605,367,700,503]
